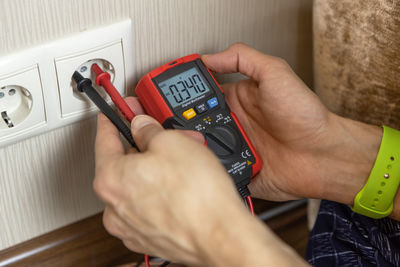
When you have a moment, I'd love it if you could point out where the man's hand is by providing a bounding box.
[92,43,388,265]
[94,110,306,266]
[202,43,382,205]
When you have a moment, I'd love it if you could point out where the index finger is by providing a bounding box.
[95,113,125,165]
[201,43,277,81]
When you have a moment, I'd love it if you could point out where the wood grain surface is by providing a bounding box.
[0,0,313,249]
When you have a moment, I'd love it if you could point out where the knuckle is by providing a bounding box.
[102,210,120,237]
[230,42,248,50]
[92,176,106,199]
[148,130,175,150]
[259,56,291,76]
[122,239,143,253]
[93,164,119,202]
[270,56,289,68]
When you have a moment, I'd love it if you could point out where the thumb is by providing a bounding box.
[131,115,164,151]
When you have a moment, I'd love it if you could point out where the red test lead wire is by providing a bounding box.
[91,63,135,122]
[144,254,150,267]
[246,196,255,216]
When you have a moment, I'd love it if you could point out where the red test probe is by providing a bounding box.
[72,71,138,149]
[91,63,135,122]
[91,64,155,267]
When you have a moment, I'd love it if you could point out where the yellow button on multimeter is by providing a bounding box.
[182,108,196,120]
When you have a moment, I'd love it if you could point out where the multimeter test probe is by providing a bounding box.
[72,55,261,266]
[73,69,164,267]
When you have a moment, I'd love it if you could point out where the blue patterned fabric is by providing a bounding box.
[306,200,400,266]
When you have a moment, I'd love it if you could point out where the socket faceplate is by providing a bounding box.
[0,19,133,147]
[0,85,33,129]
[0,66,46,141]
[55,41,125,118]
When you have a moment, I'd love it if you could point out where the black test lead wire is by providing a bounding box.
[72,71,139,150]
[73,71,170,267]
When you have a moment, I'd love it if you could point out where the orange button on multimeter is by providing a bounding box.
[135,54,262,196]
[182,108,196,120]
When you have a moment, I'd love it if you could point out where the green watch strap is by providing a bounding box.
[351,126,400,219]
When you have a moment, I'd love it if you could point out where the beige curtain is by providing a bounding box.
[308,0,400,229]
[313,0,400,127]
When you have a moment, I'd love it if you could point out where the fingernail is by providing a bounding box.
[131,115,154,134]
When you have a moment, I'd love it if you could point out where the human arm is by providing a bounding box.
[94,112,308,266]
[202,43,400,220]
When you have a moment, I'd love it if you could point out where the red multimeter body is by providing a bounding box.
[136,54,261,189]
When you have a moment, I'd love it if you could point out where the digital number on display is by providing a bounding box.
[158,67,211,108]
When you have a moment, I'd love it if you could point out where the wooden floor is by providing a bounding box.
[0,200,309,266]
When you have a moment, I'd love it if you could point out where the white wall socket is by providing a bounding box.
[0,19,134,147]
[0,66,46,140]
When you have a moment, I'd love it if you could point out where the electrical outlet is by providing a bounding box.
[73,58,116,101]
[0,19,133,148]
[55,40,126,118]
[52,20,133,119]
[0,85,33,129]
[0,65,46,144]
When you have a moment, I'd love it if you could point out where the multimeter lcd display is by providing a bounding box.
[158,67,211,108]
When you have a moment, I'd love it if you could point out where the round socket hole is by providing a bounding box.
[8,89,16,96]
[72,58,116,102]
[0,85,33,129]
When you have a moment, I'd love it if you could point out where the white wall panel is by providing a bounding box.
[0,0,312,249]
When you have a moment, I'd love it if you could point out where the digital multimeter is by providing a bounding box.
[136,54,261,192]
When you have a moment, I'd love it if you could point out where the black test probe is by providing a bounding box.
[72,71,138,150]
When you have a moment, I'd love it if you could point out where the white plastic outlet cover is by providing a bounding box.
[0,85,33,128]
[51,20,133,119]
[55,41,125,118]
[72,58,116,101]
[0,19,133,148]
[0,66,46,141]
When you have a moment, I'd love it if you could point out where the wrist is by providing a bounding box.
[314,113,382,205]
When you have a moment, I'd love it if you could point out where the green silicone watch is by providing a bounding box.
[351,126,400,219]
